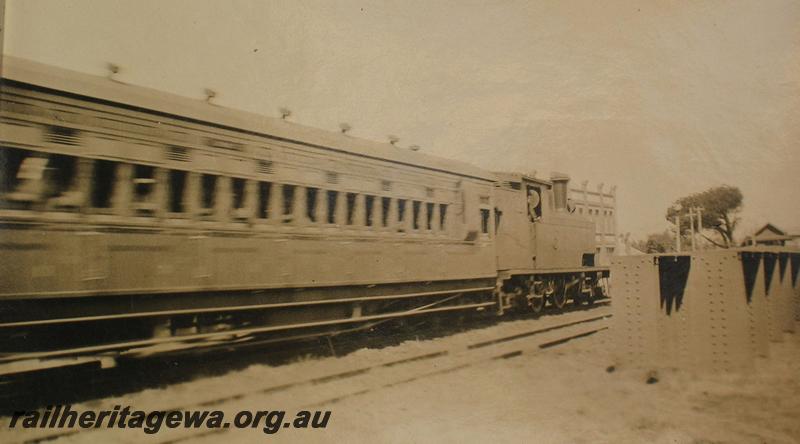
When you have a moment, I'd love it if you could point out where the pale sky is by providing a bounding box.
[4,0,799,239]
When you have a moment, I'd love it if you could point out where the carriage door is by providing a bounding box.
[79,230,109,286]
[191,234,212,283]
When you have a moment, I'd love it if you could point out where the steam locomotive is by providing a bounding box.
[0,57,609,356]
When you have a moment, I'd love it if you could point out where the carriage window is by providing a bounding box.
[439,204,448,230]
[326,190,338,224]
[132,166,154,194]
[397,199,406,223]
[425,202,434,230]
[232,178,246,209]
[412,201,421,230]
[200,174,217,214]
[381,197,391,227]
[231,177,248,220]
[346,192,357,225]
[47,155,77,197]
[282,184,295,223]
[480,208,490,234]
[91,160,117,208]
[364,195,375,227]
[257,181,272,219]
[168,170,187,213]
[132,165,157,214]
[282,184,295,222]
[1,149,47,203]
[1,148,27,194]
[306,187,319,222]
[45,154,82,209]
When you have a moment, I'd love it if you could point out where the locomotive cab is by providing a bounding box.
[493,172,596,272]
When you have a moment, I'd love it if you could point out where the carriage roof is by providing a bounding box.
[2,56,495,182]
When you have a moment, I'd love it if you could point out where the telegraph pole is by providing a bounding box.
[695,207,703,249]
[674,214,681,252]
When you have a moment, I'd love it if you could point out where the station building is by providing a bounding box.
[569,181,617,264]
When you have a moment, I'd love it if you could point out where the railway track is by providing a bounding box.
[2,303,611,444]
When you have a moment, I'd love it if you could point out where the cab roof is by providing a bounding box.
[492,171,553,187]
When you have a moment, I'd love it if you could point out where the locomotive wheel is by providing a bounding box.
[509,285,527,311]
[528,282,545,314]
[551,280,567,310]
[572,288,585,307]
[588,284,604,306]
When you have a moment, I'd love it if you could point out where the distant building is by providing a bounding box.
[569,181,617,263]
[745,223,799,247]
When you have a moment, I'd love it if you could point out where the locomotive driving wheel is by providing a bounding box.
[572,287,585,307]
[551,278,567,310]
[572,276,588,307]
[527,280,545,314]
[588,282,605,306]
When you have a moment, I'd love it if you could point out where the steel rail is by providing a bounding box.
[15,307,611,444]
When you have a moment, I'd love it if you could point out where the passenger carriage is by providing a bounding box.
[0,57,499,352]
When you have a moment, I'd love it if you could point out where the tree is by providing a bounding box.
[665,185,743,248]
[632,230,676,253]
